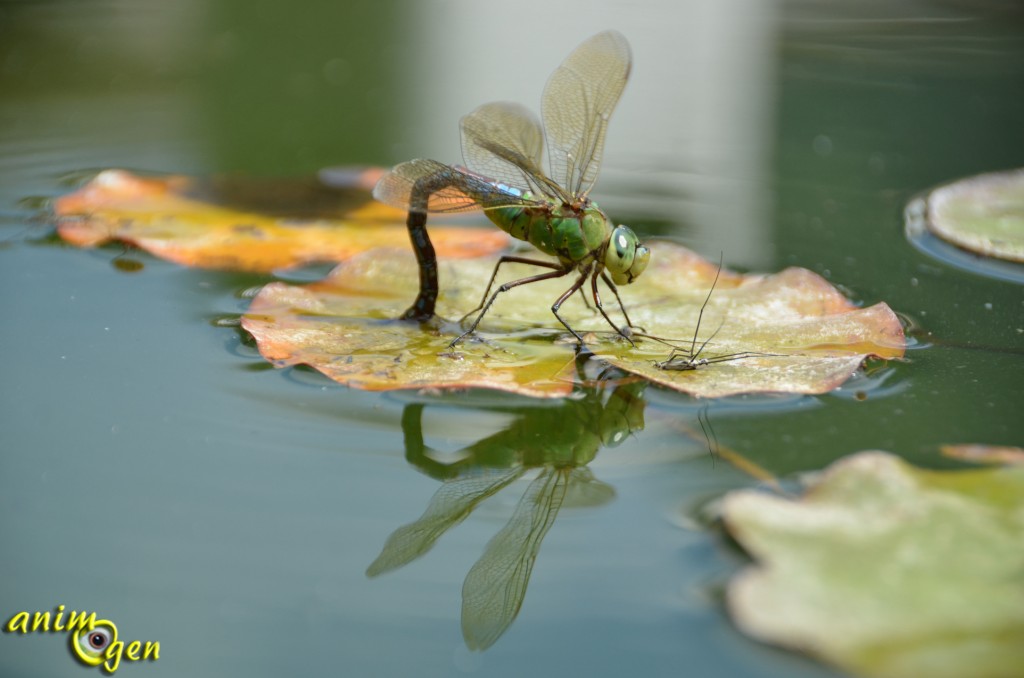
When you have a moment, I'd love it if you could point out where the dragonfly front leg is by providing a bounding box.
[590,271,635,346]
[599,271,642,332]
[451,266,572,347]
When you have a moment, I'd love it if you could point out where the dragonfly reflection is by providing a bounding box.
[367,378,645,650]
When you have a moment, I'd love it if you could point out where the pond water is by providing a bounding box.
[2,2,1022,677]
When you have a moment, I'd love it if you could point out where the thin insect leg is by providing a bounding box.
[590,271,634,345]
[551,268,592,345]
[402,209,438,321]
[599,271,639,330]
[688,318,726,365]
[577,286,595,311]
[689,254,724,358]
[451,267,572,347]
[460,256,563,322]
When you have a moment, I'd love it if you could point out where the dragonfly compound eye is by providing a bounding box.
[607,225,648,285]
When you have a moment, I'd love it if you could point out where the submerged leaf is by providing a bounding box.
[923,168,1024,263]
[241,242,904,397]
[723,451,1024,678]
[53,169,509,271]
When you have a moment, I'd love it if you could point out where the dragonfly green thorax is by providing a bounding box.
[373,30,646,347]
[484,198,650,285]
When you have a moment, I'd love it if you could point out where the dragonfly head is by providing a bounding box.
[605,225,650,285]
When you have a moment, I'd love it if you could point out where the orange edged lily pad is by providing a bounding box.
[241,248,581,398]
[241,242,905,398]
[593,245,905,397]
[53,169,510,271]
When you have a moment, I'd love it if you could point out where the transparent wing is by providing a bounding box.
[372,158,546,214]
[366,467,525,577]
[460,102,570,203]
[461,467,569,650]
[542,30,632,198]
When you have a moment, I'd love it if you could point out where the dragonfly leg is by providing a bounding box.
[590,271,635,346]
[599,271,643,332]
[401,210,438,321]
[550,269,592,345]
[451,267,572,347]
[459,256,562,322]
[577,286,595,311]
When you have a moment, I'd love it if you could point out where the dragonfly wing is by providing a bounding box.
[373,158,544,213]
[460,102,569,203]
[542,30,632,198]
[366,467,525,577]
[461,467,568,650]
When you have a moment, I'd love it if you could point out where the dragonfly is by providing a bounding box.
[373,30,649,347]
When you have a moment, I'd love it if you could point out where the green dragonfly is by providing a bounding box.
[373,30,649,347]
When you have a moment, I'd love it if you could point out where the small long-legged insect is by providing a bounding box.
[650,256,779,370]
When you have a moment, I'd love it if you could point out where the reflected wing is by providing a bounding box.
[542,30,631,198]
[373,158,546,214]
[365,467,525,577]
[461,467,568,650]
[460,102,570,204]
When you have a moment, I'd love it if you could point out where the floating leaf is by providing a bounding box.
[941,443,1024,466]
[242,248,580,398]
[53,169,510,271]
[241,242,904,397]
[595,246,905,397]
[923,168,1024,263]
[723,451,1024,678]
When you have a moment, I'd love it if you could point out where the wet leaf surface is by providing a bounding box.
[924,168,1024,263]
[723,451,1024,678]
[53,169,510,271]
[242,242,905,397]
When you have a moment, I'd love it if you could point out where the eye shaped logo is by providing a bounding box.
[5,605,160,673]
[70,619,118,667]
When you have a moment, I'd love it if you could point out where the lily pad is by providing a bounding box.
[941,443,1024,466]
[723,451,1024,678]
[923,168,1024,263]
[241,243,904,397]
[594,246,905,397]
[53,169,510,271]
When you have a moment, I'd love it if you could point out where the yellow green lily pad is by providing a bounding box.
[924,168,1024,263]
[53,169,510,271]
[723,451,1024,678]
[241,243,904,397]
